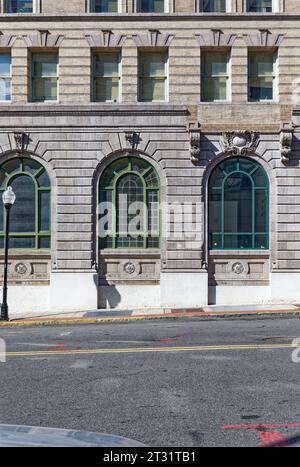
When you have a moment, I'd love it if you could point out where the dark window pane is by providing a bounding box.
[0,205,3,231]
[36,170,51,188]
[210,233,222,249]
[209,167,224,188]
[23,159,41,175]
[252,167,268,187]
[208,157,268,250]
[116,236,144,248]
[255,189,268,232]
[117,174,144,235]
[10,175,36,233]
[3,159,20,175]
[209,190,222,232]
[99,157,160,250]
[224,235,252,249]
[9,236,35,248]
[224,173,252,233]
[147,190,159,233]
[40,191,50,231]
[147,237,159,248]
[6,1,33,13]
[39,237,50,248]
[255,235,268,249]
[0,171,6,187]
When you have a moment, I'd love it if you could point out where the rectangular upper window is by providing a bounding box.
[5,0,33,12]
[246,0,273,12]
[31,53,58,103]
[91,0,119,12]
[93,51,121,102]
[202,0,226,12]
[137,0,166,13]
[138,51,167,102]
[201,51,229,102]
[248,51,276,101]
[0,53,11,101]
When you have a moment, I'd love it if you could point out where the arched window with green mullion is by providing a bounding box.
[209,156,269,250]
[99,156,160,249]
[0,157,51,249]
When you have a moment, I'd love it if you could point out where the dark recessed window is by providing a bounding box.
[246,0,273,12]
[5,1,33,13]
[209,157,269,250]
[0,157,51,249]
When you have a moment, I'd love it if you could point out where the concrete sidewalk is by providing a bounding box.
[0,303,300,327]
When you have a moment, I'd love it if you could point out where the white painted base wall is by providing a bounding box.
[6,271,300,317]
[160,272,208,308]
[208,285,271,305]
[1,285,50,317]
[271,272,300,303]
[50,271,98,312]
[99,283,161,309]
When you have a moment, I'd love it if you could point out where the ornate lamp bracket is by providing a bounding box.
[13,132,28,153]
[280,123,294,165]
[125,131,140,150]
[188,122,201,164]
[221,131,260,156]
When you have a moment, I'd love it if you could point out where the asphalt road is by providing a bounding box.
[0,316,300,447]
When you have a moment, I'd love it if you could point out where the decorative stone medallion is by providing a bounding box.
[124,262,136,275]
[232,262,245,275]
[118,260,141,278]
[10,261,32,279]
[227,260,249,279]
[221,131,259,155]
[15,263,28,275]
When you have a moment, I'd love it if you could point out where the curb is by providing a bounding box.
[0,308,300,328]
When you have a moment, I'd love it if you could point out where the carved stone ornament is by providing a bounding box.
[232,262,245,275]
[13,132,28,153]
[124,262,136,275]
[15,263,28,275]
[188,122,201,164]
[221,131,260,155]
[119,260,141,278]
[9,261,32,278]
[280,123,293,165]
[125,131,141,149]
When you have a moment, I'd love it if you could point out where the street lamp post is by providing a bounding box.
[1,186,16,321]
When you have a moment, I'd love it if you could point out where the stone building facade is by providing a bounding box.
[0,0,300,315]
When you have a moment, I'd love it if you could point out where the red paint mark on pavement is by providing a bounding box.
[51,342,66,352]
[259,431,288,447]
[160,333,186,344]
[223,422,300,430]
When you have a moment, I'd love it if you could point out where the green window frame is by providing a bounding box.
[138,51,168,102]
[248,50,276,102]
[201,50,229,102]
[208,157,269,250]
[0,157,51,249]
[99,157,160,249]
[31,52,58,103]
[92,51,121,102]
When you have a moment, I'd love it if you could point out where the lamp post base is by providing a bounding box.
[1,303,9,321]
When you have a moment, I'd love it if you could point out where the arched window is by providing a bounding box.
[0,157,51,249]
[209,157,269,250]
[99,157,160,249]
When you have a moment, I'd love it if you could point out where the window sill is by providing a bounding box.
[100,249,160,256]
[209,249,270,256]
[0,249,51,257]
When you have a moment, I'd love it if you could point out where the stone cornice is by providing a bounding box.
[0,13,298,22]
[0,104,189,118]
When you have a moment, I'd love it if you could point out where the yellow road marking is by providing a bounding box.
[0,342,297,358]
